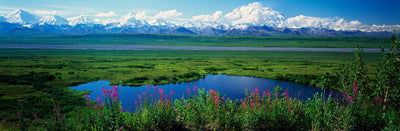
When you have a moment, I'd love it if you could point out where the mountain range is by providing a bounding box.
[0,8,398,37]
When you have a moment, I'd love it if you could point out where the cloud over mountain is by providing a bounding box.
[94,11,117,17]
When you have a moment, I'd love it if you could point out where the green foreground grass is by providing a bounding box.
[0,33,390,48]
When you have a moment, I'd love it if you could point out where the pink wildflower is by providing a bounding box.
[288,108,292,112]
[107,89,112,93]
[134,101,137,105]
[120,108,124,112]
[153,86,157,90]
[138,94,142,99]
[258,103,261,107]
[2,119,6,122]
[255,87,259,93]
[329,91,333,96]
[97,112,101,115]
[17,124,20,127]
[187,88,190,94]
[275,92,278,98]
[284,91,289,97]
[347,96,354,102]
[94,105,98,110]
[17,111,21,115]
[194,84,198,91]
[119,126,123,130]
[353,82,359,96]
[170,90,174,95]
[376,96,383,103]
[127,124,131,128]
[240,99,243,103]
[269,105,272,108]
[251,91,255,95]
[33,114,37,119]
[343,92,347,97]
[101,89,107,96]
[84,94,89,99]
[97,96,101,103]
[57,113,61,117]
[263,91,266,97]
[113,86,118,92]
[268,90,271,98]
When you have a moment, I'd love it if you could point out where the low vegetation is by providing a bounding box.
[0,34,398,130]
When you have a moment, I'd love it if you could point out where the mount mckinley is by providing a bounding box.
[0,3,399,37]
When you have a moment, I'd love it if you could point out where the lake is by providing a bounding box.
[69,74,340,112]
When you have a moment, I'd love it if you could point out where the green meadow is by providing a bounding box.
[0,34,398,130]
[0,33,390,48]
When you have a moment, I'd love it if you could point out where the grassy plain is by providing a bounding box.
[0,33,390,48]
[0,48,379,92]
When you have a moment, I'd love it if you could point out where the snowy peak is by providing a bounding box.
[39,15,68,25]
[67,15,93,26]
[117,12,149,27]
[6,9,39,24]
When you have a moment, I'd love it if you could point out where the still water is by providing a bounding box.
[70,74,339,112]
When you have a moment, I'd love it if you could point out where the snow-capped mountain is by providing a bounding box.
[0,4,399,37]
[39,15,69,25]
[5,9,39,24]
[67,15,93,26]
[116,12,149,27]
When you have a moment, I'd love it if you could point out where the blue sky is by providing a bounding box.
[0,0,399,25]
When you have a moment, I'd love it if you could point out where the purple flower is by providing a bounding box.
[17,111,21,115]
[343,92,347,97]
[33,114,37,119]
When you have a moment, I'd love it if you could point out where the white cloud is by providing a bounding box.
[154,9,182,20]
[286,15,332,28]
[33,10,58,16]
[192,11,224,22]
[94,11,117,17]
[224,2,286,27]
